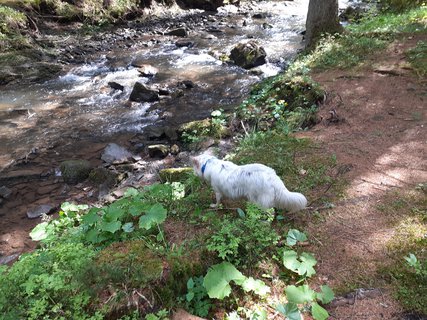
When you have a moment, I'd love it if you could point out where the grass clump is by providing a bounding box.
[288,6,427,73]
[0,5,30,50]
[406,40,427,76]
[379,187,427,314]
[233,131,339,197]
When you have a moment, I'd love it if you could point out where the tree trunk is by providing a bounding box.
[305,0,342,49]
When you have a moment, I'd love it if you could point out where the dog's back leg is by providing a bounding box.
[210,188,223,208]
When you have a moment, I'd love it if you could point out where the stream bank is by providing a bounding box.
[0,0,313,259]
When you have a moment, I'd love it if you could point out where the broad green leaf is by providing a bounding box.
[105,205,125,222]
[276,303,301,320]
[316,285,335,304]
[311,303,329,320]
[122,222,134,233]
[29,222,49,241]
[286,229,308,246]
[285,285,316,304]
[100,220,122,233]
[139,204,167,230]
[85,228,100,243]
[82,209,100,226]
[186,291,194,302]
[203,262,246,299]
[129,202,149,217]
[298,252,317,277]
[237,208,246,218]
[405,253,418,267]
[187,277,194,289]
[61,202,89,212]
[124,188,139,197]
[241,277,270,296]
[283,250,300,272]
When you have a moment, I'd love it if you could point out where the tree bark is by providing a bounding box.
[305,0,342,49]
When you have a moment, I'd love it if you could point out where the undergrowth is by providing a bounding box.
[379,186,427,314]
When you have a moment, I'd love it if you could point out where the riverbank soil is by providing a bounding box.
[298,34,427,319]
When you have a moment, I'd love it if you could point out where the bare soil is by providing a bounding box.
[297,34,427,319]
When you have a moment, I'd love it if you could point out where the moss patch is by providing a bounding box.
[159,167,193,183]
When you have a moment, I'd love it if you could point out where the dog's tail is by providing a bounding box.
[276,187,308,212]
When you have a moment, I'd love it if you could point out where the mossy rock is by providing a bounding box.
[88,167,117,187]
[178,118,229,143]
[178,119,211,134]
[268,75,324,111]
[60,159,92,185]
[88,240,205,315]
[159,167,193,183]
[95,240,165,288]
[229,40,267,69]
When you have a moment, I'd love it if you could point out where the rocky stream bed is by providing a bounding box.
[0,0,359,262]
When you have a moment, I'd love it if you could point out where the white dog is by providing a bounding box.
[191,154,307,212]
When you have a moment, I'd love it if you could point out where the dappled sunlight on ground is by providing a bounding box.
[297,35,426,319]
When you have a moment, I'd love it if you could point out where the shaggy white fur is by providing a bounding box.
[191,154,307,212]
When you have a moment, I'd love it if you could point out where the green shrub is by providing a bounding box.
[406,40,427,77]
[0,243,98,320]
[379,0,424,12]
[237,74,323,132]
[206,204,279,266]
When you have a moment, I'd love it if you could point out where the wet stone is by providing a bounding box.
[175,40,194,48]
[148,144,170,158]
[0,186,12,199]
[166,28,188,37]
[60,159,92,185]
[129,82,159,102]
[0,254,19,265]
[108,81,125,91]
[37,184,58,196]
[27,204,54,219]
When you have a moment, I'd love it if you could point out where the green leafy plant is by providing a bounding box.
[145,309,169,320]
[237,74,323,132]
[0,243,98,320]
[206,204,279,266]
[276,285,334,320]
[29,202,89,244]
[406,40,427,77]
[282,250,317,278]
[203,262,270,299]
[181,276,213,317]
[405,253,427,279]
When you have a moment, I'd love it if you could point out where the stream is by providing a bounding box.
[0,0,312,171]
[0,0,354,258]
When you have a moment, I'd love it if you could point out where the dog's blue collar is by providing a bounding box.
[201,158,214,175]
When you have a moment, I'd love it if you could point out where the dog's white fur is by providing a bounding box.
[191,154,307,212]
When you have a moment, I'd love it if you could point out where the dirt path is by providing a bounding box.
[297,34,427,319]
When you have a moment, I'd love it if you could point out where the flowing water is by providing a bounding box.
[0,0,353,171]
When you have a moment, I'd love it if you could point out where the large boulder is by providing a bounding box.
[229,41,267,69]
[60,159,92,184]
[129,82,159,102]
[178,0,224,11]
